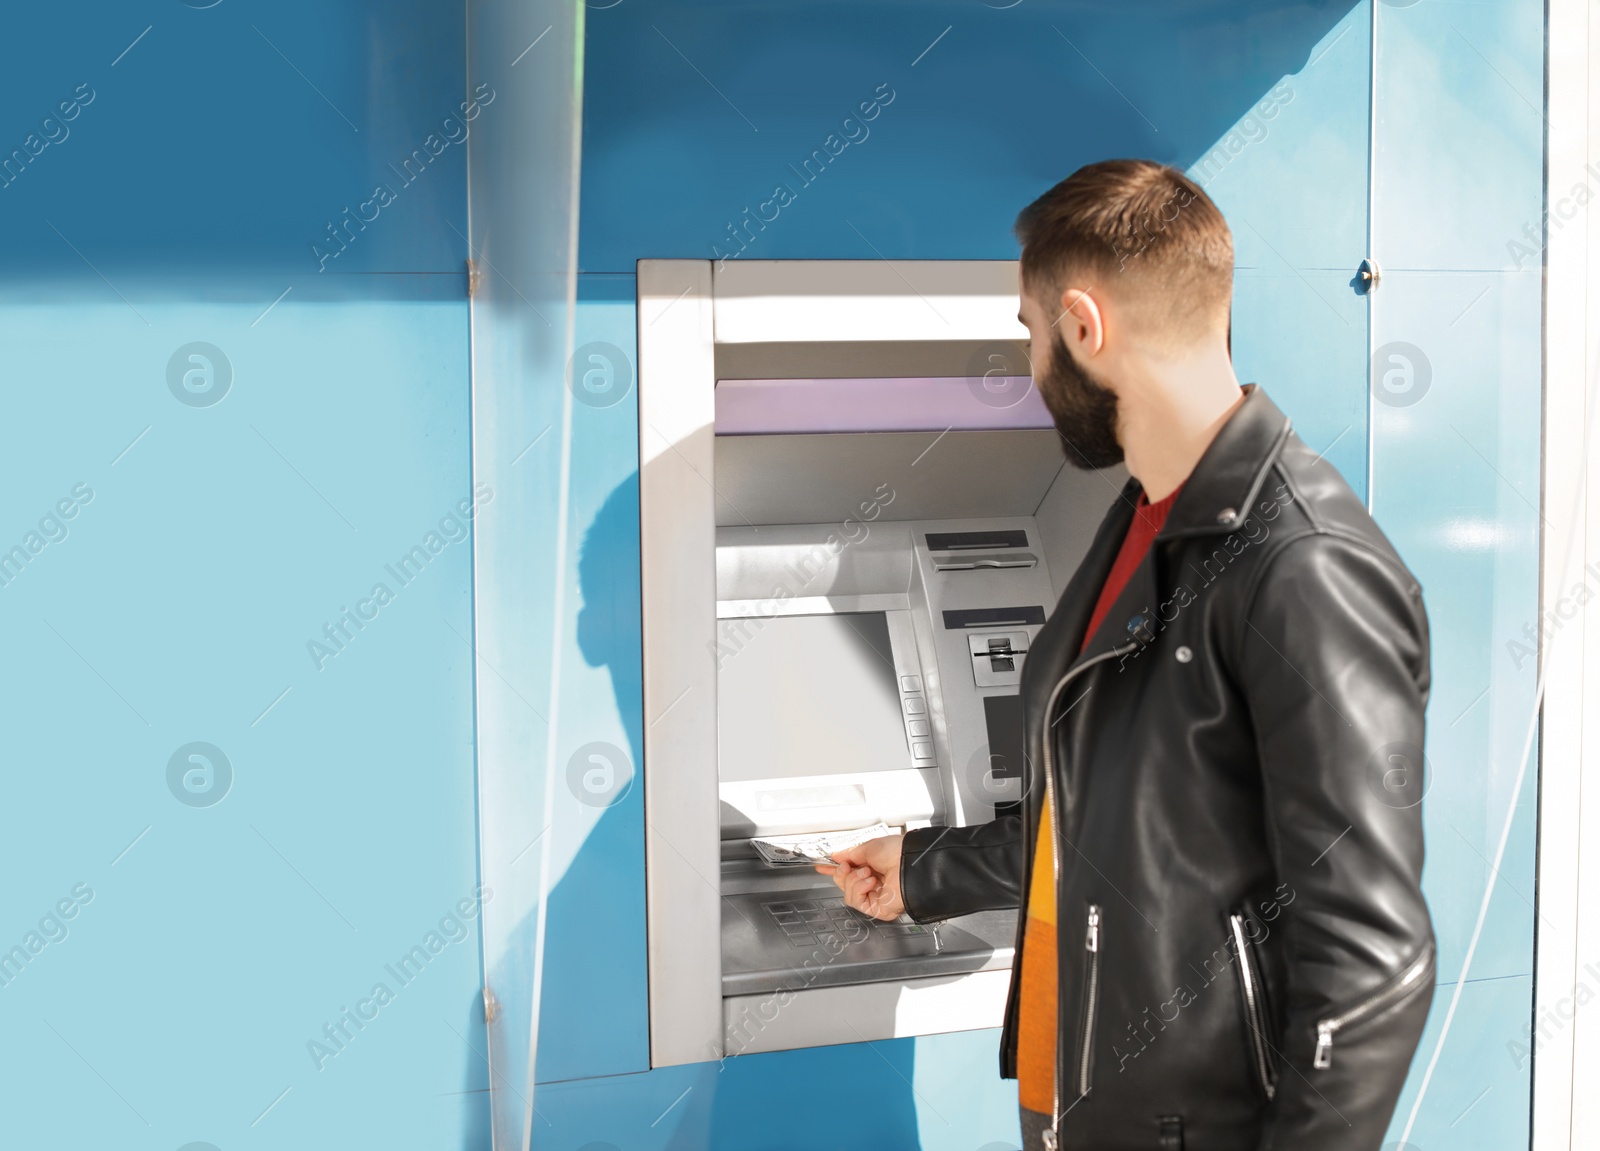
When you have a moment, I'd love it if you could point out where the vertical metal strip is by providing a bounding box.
[1366,0,1380,510]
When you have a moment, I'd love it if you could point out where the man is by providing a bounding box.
[819,160,1435,1150]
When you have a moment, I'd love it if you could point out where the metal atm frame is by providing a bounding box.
[637,259,1115,1067]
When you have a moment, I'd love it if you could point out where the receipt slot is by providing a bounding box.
[637,260,1121,1065]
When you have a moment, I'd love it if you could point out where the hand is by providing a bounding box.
[815,833,905,921]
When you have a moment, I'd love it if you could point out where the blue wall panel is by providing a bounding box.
[0,2,469,279]
[0,289,485,1148]
[580,0,1362,272]
[0,2,486,1147]
[1370,0,1545,1146]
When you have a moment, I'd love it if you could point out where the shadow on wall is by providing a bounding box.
[535,472,650,1084]
[521,471,927,1149]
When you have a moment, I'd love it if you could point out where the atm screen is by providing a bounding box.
[719,611,910,783]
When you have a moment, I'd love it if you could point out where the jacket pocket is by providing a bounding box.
[1074,902,1102,1098]
[1313,941,1436,1070]
[1228,911,1277,1100]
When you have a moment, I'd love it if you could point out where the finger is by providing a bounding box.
[839,867,861,906]
[849,872,880,910]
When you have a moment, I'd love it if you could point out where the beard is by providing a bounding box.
[1034,327,1124,470]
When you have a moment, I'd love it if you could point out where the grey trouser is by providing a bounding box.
[1019,1105,1052,1150]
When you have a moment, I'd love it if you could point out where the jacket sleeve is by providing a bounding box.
[898,815,1023,922]
[1239,532,1436,1151]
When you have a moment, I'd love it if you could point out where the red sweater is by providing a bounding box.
[1017,483,1183,1114]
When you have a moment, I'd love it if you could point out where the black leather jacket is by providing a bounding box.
[900,385,1435,1150]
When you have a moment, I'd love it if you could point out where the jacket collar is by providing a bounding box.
[1025,385,1294,681]
[1155,383,1293,540]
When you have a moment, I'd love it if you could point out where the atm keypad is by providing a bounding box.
[762,897,926,948]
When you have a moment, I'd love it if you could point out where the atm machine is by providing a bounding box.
[637,259,1120,1066]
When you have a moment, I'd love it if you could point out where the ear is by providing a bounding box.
[1057,285,1105,358]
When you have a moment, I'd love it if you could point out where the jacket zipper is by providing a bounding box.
[1038,641,1136,1137]
[1078,903,1102,1097]
[1228,913,1276,1099]
[1313,943,1435,1069]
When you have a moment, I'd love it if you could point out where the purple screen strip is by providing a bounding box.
[714,376,1052,435]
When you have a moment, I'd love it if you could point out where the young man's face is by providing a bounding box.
[1018,271,1124,470]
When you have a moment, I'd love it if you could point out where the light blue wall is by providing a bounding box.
[0,4,488,1149]
[1370,1,1545,1147]
[0,0,1547,1147]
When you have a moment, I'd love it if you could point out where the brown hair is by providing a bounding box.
[1014,159,1233,344]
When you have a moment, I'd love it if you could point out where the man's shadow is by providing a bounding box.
[531,471,652,1086]
[530,470,925,1148]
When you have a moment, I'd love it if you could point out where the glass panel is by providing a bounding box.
[1371,1,1546,1146]
[465,0,589,1145]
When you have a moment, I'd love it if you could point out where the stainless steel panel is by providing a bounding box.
[712,430,1065,527]
[721,885,1015,997]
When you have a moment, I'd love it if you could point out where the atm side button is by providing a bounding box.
[912,741,933,759]
[908,719,931,737]
[899,675,922,692]
[903,696,927,716]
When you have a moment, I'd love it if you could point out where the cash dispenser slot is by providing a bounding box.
[931,551,1038,572]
